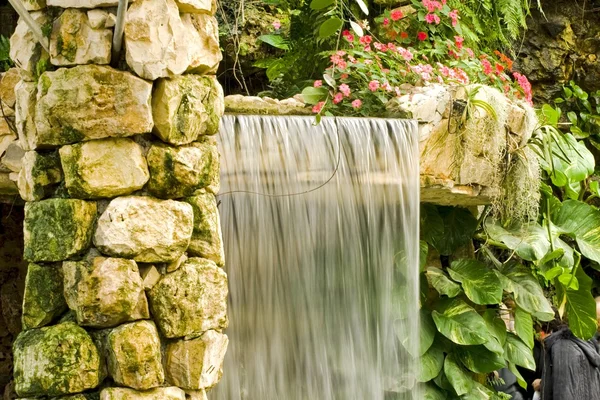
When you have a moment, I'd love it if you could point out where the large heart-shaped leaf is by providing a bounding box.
[310,0,334,9]
[418,344,445,382]
[555,200,600,264]
[496,264,554,321]
[444,353,474,396]
[426,267,462,298]
[482,309,506,355]
[396,310,437,357]
[421,382,448,400]
[504,333,536,371]
[318,17,343,39]
[432,299,491,345]
[456,346,505,374]
[447,260,502,305]
[258,34,290,50]
[461,381,497,399]
[556,266,598,339]
[485,219,550,261]
[422,206,477,256]
[301,86,328,105]
[514,307,534,349]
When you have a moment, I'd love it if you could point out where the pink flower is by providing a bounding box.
[364,59,373,65]
[454,36,464,50]
[513,72,533,105]
[339,83,351,97]
[417,32,428,41]
[359,35,373,45]
[395,86,402,97]
[399,47,413,61]
[348,56,357,63]
[422,0,442,12]
[314,80,323,88]
[272,20,281,30]
[364,45,372,52]
[340,73,349,79]
[481,59,493,75]
[382,82,393,92]
[352,99,362,109]
[343,30,355,42]
[312,101,325,114]
[333,92,344,104]
[387,42,397,52]
[412,64,434,81]
[391,9,403,21]
[337,50,346,56]
[374,42,387,51]
[425,13,440,24]
[383,17,390,26]
[465,47,474,58]
[369,80,380,91]
[449,10,459,27]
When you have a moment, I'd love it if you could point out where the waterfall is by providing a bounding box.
[214,115,420,400]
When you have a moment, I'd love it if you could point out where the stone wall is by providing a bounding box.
[225,85,538,207]
[0,0,227,399]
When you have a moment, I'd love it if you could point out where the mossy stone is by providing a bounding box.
[21,263,67,330]
[24,199,97,262]
[183,192,224,266]
[13,322,102,397]
[17,150,63,202]
[99,387,186,400]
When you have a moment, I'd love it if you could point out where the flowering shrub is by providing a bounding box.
[302,0,533,116]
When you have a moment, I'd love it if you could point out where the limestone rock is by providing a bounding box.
[48,0,133,7]
[167,253,187,273]
[0,68,20,109]
[146,141,220,199]
[59,138,149,199]
[0,172,18,195]
[9,12,49,74]
[13,322,101,397]
[21,263,67,330]
[100,387,186,400]
[184,193,224,266]
[24,199,97,262]
[175,0,215,13]
[185,390,208,400]
[2,142,26,172]
[184,14,222,75]
[93,196,193,263]
[152,75,223,145]
[50,9,112,66]
[35,66,153,148]
[22,0,46,11]
[139,265,161,290]
[224,94,311,115]
[63,254,149,328]
[124,0,189,80]
[148,257,228,338]
[14,80,37,151]
[165,330,228,389]
[17,151,62,202]
[87,9,115,29]
[106,321,164,390]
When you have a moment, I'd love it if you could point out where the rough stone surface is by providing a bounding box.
[59,138,149,199]
[185,390,208,400]
[24,199,97,262]
[148,257,228,338]
[152,75,223,145]
[17,151,62,202]
[0,173,18,196]
[184,14,222,75]
[139,265,161,290]
[9,12,48,74]
[21,0,46,10]
[175,0,215,13]
[0,68,20,109]
[146,140,220,199]
[13,322,101,397]
[124,0,189,80]
[87,9,112,29]
[2,142,26,173]
[165,330,228,389]
[106,321,164,390]
[35,65,153,148]
[225,94,311,115]
[184,193,224,266]
[14,80,37,152]
[47,0,133,7]
[21,263,67,330]
[50,9,113,67]
[93,196,193,263]
[99,387,186,400]
[63,253,149,328]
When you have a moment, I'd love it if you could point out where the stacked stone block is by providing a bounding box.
[5,0,227,398]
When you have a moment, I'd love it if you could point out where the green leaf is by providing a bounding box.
[482,309,506,355]
[456,346,505,374]
[496,263,554,321]
[418,344,445,382]
[484,219,550,261]
[555,200,600,264]
[447,260,502,305]
[556,266,597,339]
[508,362,527,390]
[301,86,328,105]
[422,206,477,256]
[444,353,474,396]
[396,310,437,357]
[541,104,560,126]
[258,34,290,50]
[432,299,491,345]
[420,382,448,400]
[558,272,579,290]
[504,333,536,371]
[426,267,462,298]
[310,0,334,9]
[420,241,429,272]
[318,17,343,39]
[514,307,534,349]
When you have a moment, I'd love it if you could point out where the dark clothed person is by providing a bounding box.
[541,327,600,400]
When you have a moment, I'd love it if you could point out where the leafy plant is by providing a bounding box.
[0,35,13,73]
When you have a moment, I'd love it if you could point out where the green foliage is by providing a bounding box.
[0,35,13,72]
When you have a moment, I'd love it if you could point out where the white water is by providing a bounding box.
[214,115,420,400]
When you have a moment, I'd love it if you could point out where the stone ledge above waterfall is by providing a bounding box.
[224,84,538,207]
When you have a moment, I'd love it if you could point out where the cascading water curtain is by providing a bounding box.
[215,115,420,400]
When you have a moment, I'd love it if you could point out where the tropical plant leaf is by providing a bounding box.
[444,353,474,396]
[484,219,550,261]
[555,200,600,265]
[318,17,343,39]
[258,34,290,50]
[482,309,506,355]
[421,382,448,400]
[447,259,502,305]
[496,263,554,321]
[310,0,334,10]
[301,86,328,105]
[426,267,462,298]
[504,333,536,371]
[514,307,534,349]
[456,345,505,374]
[418,343,445,382]
[508,362,527,390]
[422,206,477,256]
[396,310,437,357]
[420,240,429,272]
[432,299,491,345]
[556,265,597,339]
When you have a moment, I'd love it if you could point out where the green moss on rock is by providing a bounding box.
[13,322,102,397]
[23,199,97,262]
[184,192,224,266]
[22,263,67,330]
